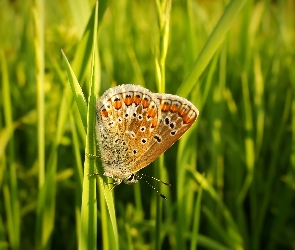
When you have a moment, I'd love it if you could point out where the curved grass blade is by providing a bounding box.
[177,0,247,98]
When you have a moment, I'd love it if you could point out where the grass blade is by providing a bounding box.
[1,50,20,250]
[177,0,247,98]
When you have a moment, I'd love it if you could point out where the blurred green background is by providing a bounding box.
[1,0,295,249]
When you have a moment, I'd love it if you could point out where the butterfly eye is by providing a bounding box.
[126,173,137,183]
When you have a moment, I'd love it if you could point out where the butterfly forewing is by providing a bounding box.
[131,93,199,172]
[96,85,162,180]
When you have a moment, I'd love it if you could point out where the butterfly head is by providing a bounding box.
[123,173,138,184]
[103,169,138,186]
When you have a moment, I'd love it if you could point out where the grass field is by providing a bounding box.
[1,0,295,249]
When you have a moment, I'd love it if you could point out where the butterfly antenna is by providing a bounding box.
[139,173,171,186]
[137,174,168,200]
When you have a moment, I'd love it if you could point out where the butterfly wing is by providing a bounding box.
[96,84,161,180]
[131,93,199,172]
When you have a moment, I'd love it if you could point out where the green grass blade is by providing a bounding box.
[238,72,255,204]
[33,0,45,188]
[177,0,247,98]
[190,182,203,250]
[78,3,99,249]
[35,151,57,249]
[1,50,20,250]
[67,0,90,38]
[0,126,13,159]
[197,235,232,250]
[190,171,244,249]
[153,0,172,249]
[35,85,71,249]
[0,214,8,249]
[71,0,108,82]
[94,3,118,249]
[69,113,83,245]
[176,125,198,250]
[61,50,87,131]
[78,3,118,249]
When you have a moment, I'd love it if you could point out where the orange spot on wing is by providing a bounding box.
[170,105,179,112]
[178,108,187,117]
[112,100,122,109]
[142,99,149,108]
[147,108,157,117]
[134,96,141,105]
[183,115,193,124]
[101,110,109,117]
[151,118,157,128]
[124,97,133,106]
[161,104,170,111]
[183,110,197,124]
